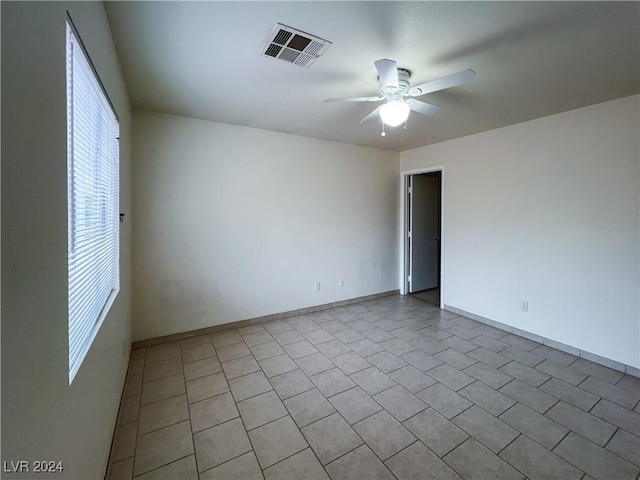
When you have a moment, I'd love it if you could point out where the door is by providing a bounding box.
[408,172,440,293]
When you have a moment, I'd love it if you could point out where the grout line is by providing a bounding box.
[578,430,640,473]
[603,426,619,448]
[231,397,262,473]
[587,397,602,414]
[382,438,420,462]
[496,432,522,456]
[268,394,331,474]
[198,450,258,477]
[497,444,531,480]
[551,431,600,475]
[450,402,476,421]
[440,435,473,459]
[309,410,370,467]
[143,355,182,366]
[552,419,574,452]
[542,394,561,416]
[190,410,240,435]
[136,416,191,439]
[134,454,194,479]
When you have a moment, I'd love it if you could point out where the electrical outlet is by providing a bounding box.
[338,277,345,287]
[314,281,321,291]
[520,300,529,312]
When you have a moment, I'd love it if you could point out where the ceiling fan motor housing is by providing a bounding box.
[323,60,475,128]
[380,68,411,97]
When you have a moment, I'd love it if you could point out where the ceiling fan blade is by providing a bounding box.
[374,58,399,89]
[360,105,383,123]
[407,69,476,97]
[323,96,383,103]
[406,99,441,117]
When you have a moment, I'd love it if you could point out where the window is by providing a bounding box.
[67,20,119,382]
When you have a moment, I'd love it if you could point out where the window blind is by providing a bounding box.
[67,21,119,381]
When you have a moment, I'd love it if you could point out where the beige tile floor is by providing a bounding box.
[107,295,640,480]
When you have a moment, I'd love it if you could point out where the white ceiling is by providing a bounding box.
[104,2,639,152]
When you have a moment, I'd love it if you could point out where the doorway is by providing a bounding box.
[405,170,442,307]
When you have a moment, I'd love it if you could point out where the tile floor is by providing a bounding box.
[107,295,640,480]
[410,288,440,307]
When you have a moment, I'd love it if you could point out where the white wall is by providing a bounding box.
[401,95,640,368]
[133,111,399,341]
[2,2,132,478]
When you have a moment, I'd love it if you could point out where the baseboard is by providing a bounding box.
[444,304,640,378]
[132,289,400,349]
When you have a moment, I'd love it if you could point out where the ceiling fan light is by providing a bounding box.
[380,100,410,126]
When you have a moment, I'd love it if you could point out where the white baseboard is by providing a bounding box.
[444,304,639,378]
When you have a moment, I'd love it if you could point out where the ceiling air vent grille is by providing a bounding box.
[260,23,331,69]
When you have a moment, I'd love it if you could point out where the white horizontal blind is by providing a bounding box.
[67,22,119,380]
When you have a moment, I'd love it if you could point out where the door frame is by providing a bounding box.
[398,166,445,308]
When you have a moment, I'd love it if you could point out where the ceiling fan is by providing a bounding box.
[323,59,476,134]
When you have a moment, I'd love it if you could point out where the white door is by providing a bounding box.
[409,173,440,293]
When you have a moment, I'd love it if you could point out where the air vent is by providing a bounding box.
[260,23,331,69]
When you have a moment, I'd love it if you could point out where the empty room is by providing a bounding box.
[2,1,639,479]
